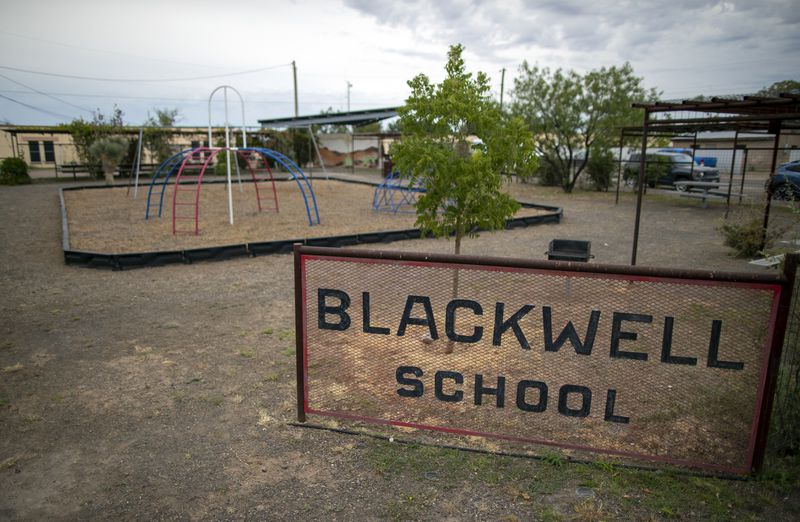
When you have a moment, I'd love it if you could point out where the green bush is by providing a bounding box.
[717,217,765,257]
[716,206,785,258]
[0,158,32,185]
[586,149,616,191]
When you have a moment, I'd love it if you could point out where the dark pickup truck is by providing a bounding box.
[624,152,720,190]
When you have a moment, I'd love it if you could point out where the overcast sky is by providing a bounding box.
[1,0,798,127]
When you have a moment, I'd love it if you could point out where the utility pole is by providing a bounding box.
[499,67,506,110]
[292,61,299,117]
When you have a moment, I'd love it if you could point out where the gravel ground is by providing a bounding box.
[0,175,797,520]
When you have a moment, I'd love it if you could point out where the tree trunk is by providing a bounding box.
[102,157,115,186]
[445,226,464,354]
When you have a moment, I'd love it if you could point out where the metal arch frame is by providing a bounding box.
[145,145,319,230]
[171,147,224,235]
[145,148,194,219]
[207,85,247,149]
[168,146,281,235]
[245,147,320,226]
[208,85,248,225]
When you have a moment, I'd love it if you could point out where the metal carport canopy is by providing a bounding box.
[627,92,800,265]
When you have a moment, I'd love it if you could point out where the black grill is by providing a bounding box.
[547,239,592,262]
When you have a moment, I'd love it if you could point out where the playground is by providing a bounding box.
[62,178,550,254]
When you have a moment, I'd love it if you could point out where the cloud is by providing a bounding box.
[2,0,797,125]
[344,0,800,68]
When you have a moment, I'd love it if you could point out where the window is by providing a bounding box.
[43,141,55,162]
[28,141,41,162]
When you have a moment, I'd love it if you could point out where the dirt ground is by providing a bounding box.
[1,173,798,520]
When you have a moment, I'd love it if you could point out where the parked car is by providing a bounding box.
[657,148,718,167]
[766,160,800,200]
[624,152,720,190]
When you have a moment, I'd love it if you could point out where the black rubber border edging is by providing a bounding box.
[60,177,563,270]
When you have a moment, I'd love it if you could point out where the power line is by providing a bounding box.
[0,30,234,71]
[0,63,291,83]
[0,73,93,113]
[0,93,75,120]
[0,88,282,103]
[0,88,401,107]
[0,89,297,104]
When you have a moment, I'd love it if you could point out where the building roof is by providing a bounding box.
[257,107,399,129]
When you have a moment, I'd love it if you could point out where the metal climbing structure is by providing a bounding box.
[145,148,193,220]
[171,147,218,235]
[144,146,319,235]
[372,171,424,213]
[143,85,320,235]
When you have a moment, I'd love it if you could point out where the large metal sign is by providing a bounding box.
[294,246,795,474]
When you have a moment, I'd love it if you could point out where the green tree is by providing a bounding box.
[392,44,537,257]
[60,106,125,178]
[143,108,180,164]
[512,62,658,193]
[89,136,129,185]
[757,79,800,96]
[393,44,536,353]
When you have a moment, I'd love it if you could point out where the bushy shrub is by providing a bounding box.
[88,136,129,185]
[716,205,787,258]
[586,149,616,191]
[717,216,767,257]
[0,157,32,185]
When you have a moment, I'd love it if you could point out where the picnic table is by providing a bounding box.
[673,181,747,208]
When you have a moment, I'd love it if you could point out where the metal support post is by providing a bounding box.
[631,111,649,266]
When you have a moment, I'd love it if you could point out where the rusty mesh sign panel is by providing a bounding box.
[296,248,785,474]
